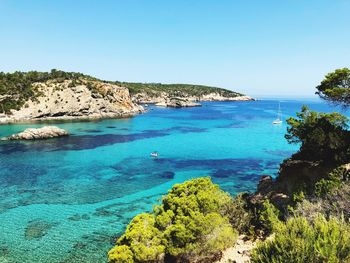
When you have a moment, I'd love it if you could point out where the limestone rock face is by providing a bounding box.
[1,79,143,123]
[132,92,254,104]
[155,97,201,108]
[7,126,69,140]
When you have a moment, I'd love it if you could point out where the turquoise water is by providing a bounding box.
[0,99,347,262]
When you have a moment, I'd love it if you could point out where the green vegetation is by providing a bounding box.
[108,177,238,262]
[314,166,345,197]
[0,69,95,113]
[258,200,282,233]
[106,67,350,263]
[316,67,350,107]
[0,69,241,114]
[285,105,350,164]
[251,215,350,263]
[114,81,242,98]
[251,67,350,263]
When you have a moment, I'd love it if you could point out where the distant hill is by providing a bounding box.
[0,69,252,122]
[115,81,243,98]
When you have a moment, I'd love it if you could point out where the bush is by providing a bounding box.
[108,245,134,263]
[285,106,350,164]
[114,213,165,262]
[293,181,350,221]
[108,177,238,262]
[251,215,350,263]
[258,200,282,233]
[224,193,255,234]
[315,166,345,197]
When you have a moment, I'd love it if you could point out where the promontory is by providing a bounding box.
[0,70,254,123]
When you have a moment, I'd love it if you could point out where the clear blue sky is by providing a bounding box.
[1,0,349,97]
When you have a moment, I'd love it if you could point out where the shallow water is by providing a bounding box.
[0,99,347,262]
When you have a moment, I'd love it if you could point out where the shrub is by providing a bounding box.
[258,200,282,233]
[155,177,237,258]
[108,177,238,262]
[224,193,255,234]
[315,166,344,197]
[293,181,350,221]
[251,215,350,263]
[108,245,134,263]
[114,213,165,262]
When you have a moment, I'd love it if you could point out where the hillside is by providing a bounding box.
[115,82,252,103]
[0,70,253,123]
[0,70,142,123]
[116,82,253,103]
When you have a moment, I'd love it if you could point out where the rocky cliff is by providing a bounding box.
[132,92,254,104]
[0,70,253,123]
[0,78,143,123]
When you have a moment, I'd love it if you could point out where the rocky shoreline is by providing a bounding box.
[3,126,69,140]
[133,92,254,104]
[0,71,253,124]
[154,97,202,108]
[0,80,144,124]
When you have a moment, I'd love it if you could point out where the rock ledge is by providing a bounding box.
[6,126,69,140]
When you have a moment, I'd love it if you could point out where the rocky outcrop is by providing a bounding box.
[5,126,68,140]
[132,92,254,104]
[275,159,333,194]
[155,97,201,108]
[0,79,143,123]
[197,93,254,102]
[250,158,336,209]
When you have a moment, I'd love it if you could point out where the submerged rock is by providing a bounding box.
[6,126,68,140]
[24,219,57,240]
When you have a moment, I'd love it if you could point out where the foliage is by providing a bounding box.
[294,181,350,221]
[0,69,241,114]
[285,105,350,164]
[115,213,165,262]
[108,177,238,262]
[292,190,305,204]
[251,215,350,263]
[224,193,255,234]
[0,69,95,113]
[316,68,350,107]
[314,166,344,197]
[258,200,282,233]
[108,245,134,263]
[115,81,242,98]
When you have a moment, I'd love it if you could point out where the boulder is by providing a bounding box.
[6,126,69,140]
[155,97,201,108]
[257,175,273,194]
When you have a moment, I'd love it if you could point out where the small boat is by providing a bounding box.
[150,151,159,158]
[272,102,283,124]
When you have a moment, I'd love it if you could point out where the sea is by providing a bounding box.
[0,99,348,262]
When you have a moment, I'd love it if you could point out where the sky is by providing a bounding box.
[0,0,350,97]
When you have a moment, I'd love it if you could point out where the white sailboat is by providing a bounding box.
[272,103,282,124]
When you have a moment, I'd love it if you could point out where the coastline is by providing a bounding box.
[0,97,254,125]
[0,111,142,125]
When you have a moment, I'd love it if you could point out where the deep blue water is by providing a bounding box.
[0,99,348,262]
